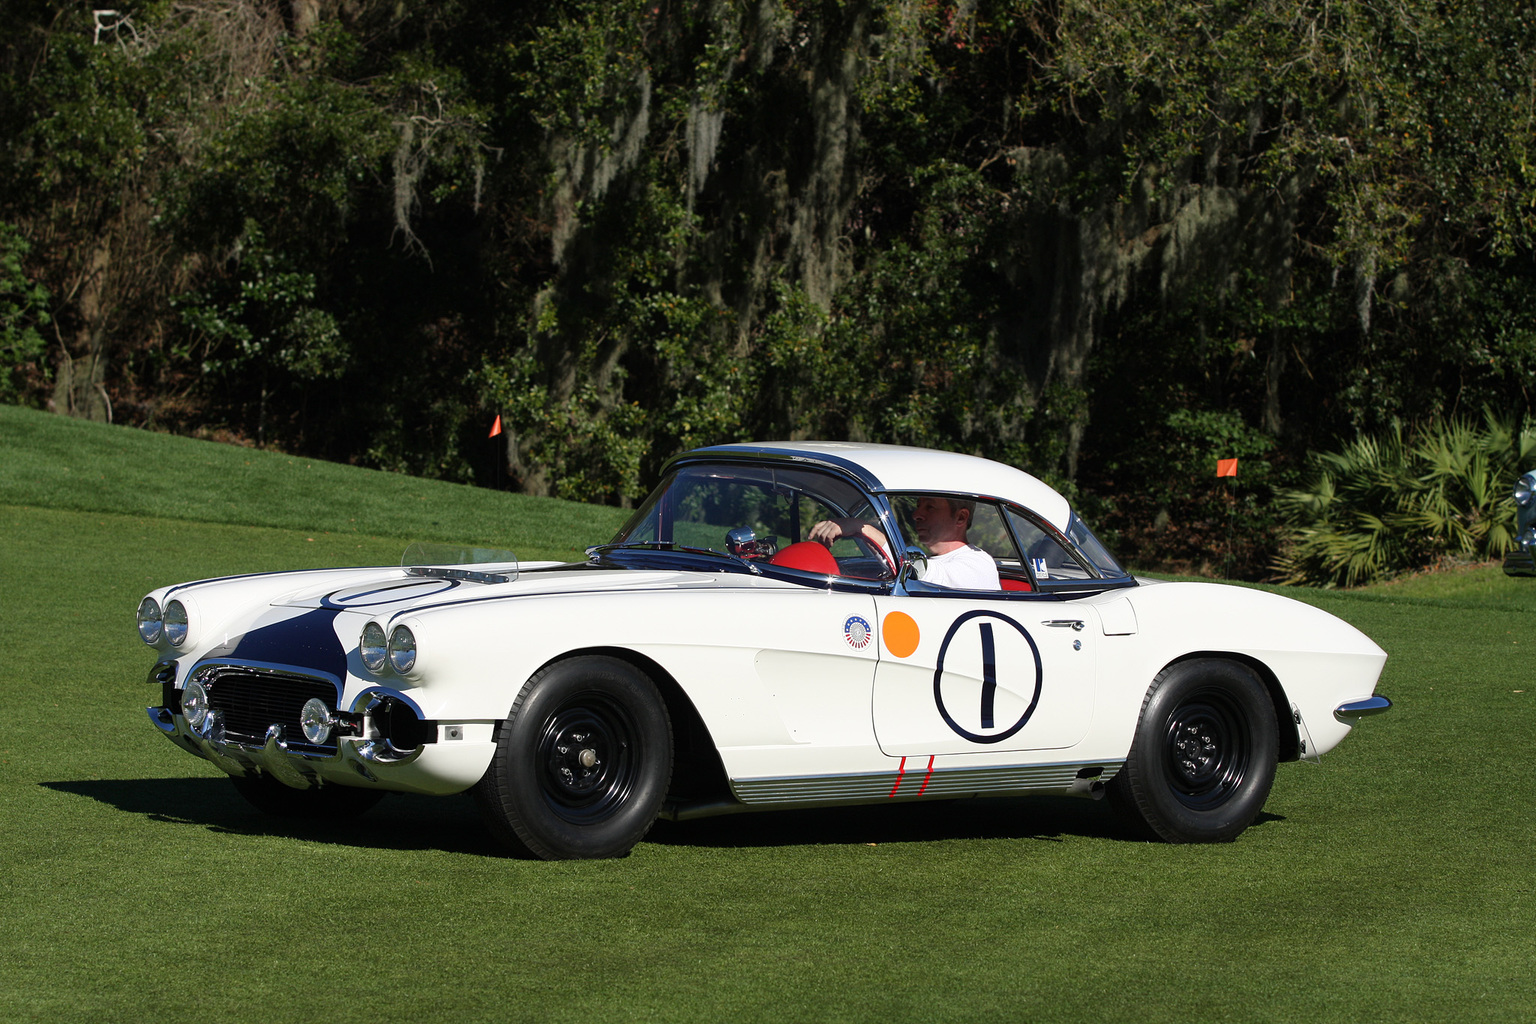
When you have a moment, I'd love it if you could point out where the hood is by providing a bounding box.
[268,562,797,618]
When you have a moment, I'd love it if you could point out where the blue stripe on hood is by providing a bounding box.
[210,607,348,681]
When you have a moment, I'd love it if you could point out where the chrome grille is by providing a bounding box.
[199,666,338,754]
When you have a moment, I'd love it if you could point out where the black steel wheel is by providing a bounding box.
[229,773,384,819]
[475,656,673,860]
[1108,658,1278,843]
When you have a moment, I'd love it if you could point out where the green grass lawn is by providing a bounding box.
[2,405,1532,1022]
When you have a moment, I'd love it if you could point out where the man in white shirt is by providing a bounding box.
[808,494,1001,590]
[907,495,1001,590]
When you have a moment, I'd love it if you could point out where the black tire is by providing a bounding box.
[230,773,385,819]
[475,655,673,860]
[1108,658,1278,843]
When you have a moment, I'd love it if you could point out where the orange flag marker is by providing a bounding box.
[1216,458,1238,478]
[489,415,503,438]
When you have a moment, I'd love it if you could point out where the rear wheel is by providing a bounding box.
[1109,658,1277,843]
[475,656,673,859]
[230,773,384,819]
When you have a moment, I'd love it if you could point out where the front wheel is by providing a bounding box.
[1109,658,1277,843]
[475,656,673,859]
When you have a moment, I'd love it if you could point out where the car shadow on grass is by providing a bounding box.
[650,796,1118,849]
[41,778,1286,856]
[651,797,1285,848]
[40,777,503,857]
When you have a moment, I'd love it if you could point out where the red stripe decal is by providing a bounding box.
[916,755,936,796]
[888,756,908,798]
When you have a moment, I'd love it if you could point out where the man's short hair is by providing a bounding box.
[932,496,974,531]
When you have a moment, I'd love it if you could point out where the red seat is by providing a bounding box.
[1000,578,1033,592]
[770,541,840,574]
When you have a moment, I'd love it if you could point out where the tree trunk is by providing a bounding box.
[52,235,112,422]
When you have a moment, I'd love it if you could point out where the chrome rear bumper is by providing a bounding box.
[1334,694,1392,723]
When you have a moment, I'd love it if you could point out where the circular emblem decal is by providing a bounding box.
[932,609,1043,744]
[844,615,872,650]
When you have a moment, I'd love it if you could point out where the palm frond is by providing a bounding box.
[1273,408,1530,586]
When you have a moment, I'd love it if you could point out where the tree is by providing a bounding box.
[2,0,1532,578]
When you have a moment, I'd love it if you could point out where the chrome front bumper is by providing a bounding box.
[149,704,421,789]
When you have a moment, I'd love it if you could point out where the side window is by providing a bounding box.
[888,496,1017,557]
[1005,508,1095,582]
[959,502,1018,562]
[887,494,1018,591]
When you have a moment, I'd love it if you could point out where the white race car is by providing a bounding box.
[138,442,1390,858]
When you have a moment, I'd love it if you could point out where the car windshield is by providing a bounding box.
[612,463,889,575]
[1065,514,1129,578]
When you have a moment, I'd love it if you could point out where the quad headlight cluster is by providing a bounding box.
[137,597,193,648]
[360,621,417,675]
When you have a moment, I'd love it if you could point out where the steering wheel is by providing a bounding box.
[861,534,897,577]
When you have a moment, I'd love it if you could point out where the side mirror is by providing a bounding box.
[899,549,927,584]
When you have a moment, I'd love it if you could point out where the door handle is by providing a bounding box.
[1042,619,1085,632]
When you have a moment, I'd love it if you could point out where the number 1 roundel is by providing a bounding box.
[932,609,1043,744]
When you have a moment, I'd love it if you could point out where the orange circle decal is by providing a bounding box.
[882,611,920,658]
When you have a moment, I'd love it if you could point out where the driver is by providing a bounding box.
[906,495,1000,589]
[810,495,1001,590]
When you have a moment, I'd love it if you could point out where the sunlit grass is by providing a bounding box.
[0,403,628,560]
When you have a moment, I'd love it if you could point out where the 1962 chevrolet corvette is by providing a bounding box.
[138,442,1390,858]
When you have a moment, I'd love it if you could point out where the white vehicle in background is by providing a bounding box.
[138,441,1390,859]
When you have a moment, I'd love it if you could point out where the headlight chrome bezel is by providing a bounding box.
[1515,473,1535,508]
[137,597,164,645]
[360,621,389,673]
[387,625,417,675]
[164,599,190,647]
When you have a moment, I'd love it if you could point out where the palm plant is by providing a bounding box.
[1273,411,1536,587]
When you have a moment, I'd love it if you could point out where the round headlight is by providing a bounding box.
[1516,475,1534,507]
[300,697,335,744]
[137,597,163,644]
[183,679,210,731]
[164,600,189,647]
[360,622,388,673]
[388,625,417,674]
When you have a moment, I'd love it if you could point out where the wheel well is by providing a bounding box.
[1161,652,1301,762]
[542,646,733,802]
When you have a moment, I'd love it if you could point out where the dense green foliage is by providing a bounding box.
[0,221,49,400]
[5,1,1536,576]
[1274,411,1536,587]
[3,412,1534,1022]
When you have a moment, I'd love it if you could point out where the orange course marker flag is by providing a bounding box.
[1216,458,1238,478]
[489,415,503,438]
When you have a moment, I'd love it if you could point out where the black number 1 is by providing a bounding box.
[979,622,997,728]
